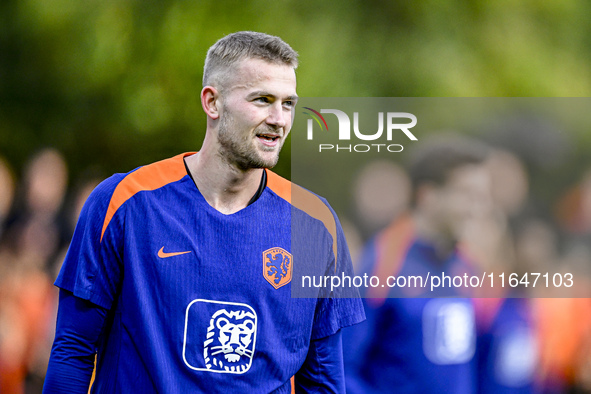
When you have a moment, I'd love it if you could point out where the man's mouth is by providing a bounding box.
[256,133,280,142]
[256,133,282,147]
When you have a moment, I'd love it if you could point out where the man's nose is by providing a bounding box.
[266,103,288,128]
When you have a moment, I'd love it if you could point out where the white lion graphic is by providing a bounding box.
[203,308,256,373]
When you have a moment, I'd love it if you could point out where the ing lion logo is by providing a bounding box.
[263,247,292,289]
[203,308,256,373]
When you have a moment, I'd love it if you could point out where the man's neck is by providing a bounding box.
[184,151,265,215]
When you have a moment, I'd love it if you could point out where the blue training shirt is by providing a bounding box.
[54,152,365,393]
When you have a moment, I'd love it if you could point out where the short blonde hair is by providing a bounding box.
[203,31,298,89]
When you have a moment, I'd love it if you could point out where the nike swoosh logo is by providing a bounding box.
[158,247,191,258]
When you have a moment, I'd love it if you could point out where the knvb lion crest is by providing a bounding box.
[263,247,292,289]
[183,299,257,374]
[203,308,256,373]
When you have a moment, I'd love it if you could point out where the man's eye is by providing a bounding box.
[283,101,293,108]
[255,97,269,103]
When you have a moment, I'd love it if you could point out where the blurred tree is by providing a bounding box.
[1,0,591,185]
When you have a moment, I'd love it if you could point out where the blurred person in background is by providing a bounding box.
[343,135,492,393]
[0,149,68,393]
[466,149,539,393]
[2,148,69,273]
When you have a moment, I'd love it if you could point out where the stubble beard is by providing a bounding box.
[217,110,282,170]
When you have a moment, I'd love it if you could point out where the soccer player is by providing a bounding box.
[43,31,365,393]
[343,136,492,393]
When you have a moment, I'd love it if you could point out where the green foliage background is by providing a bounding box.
[1,0,591,182]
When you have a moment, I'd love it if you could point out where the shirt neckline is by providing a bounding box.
[181,154,269,218]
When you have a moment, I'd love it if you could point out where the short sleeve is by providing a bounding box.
[55,174,126,310]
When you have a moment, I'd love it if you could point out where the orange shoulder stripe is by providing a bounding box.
[266,170,292,203]
[266,170,338,267]
[100,153,194,242]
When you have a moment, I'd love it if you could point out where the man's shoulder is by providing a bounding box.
[93,152,191,200]
[87,153,192,241]
[111,152,189,196]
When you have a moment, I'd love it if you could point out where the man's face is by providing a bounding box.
[215,58,297,169]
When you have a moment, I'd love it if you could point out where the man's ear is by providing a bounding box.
[201,86,220,120]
